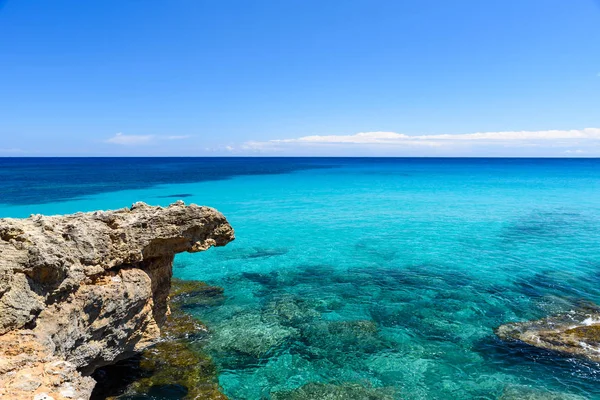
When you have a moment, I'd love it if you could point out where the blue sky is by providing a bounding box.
[1,0,599,156]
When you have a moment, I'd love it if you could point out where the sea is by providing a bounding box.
[1,157,600,399]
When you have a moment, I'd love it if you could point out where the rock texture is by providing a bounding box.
[91,279,228,400]
[0,202,234,400]
[495,303,600,362]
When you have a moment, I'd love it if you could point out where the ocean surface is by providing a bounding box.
[2,157,600,400]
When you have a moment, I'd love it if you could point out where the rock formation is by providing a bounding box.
[495,303,600,362]
[91,279,228,400]
[0,202,234,400]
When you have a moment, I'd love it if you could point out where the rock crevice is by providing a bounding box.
[0,202,234,400]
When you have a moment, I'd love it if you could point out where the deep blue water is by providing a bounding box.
[2,157,600,399]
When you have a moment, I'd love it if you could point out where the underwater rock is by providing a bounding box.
[271,382,396,400]
[123,329,226,400]
[263,295,321,327]
[170,278,226,310]
[500,385,587,400]
[0,202,234,400]
[207,312,298,366]
[496,303,600,362]
[296,319,387,365]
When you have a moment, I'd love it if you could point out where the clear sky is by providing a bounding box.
[1,0,599,156]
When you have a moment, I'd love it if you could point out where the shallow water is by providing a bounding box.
[2,158,600,399]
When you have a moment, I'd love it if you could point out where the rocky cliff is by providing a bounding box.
[0,202,234,400]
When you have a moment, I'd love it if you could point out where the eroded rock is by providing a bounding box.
[495,303,600,362]
[0,202,234,400]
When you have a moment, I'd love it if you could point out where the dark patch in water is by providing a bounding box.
[90,355,148,400]
[369,305,406,327]
[241,271,280,287]
[0,157,335,206]
[512,270,588,301]
[500,209,598,243]
[220,247,289,262]
[158,193,194,198]
[354,241,398,262]
[293,264,340,284]
[356,264,474,292]
[475,335,600,388]
[245,248,288,259]
[147,384,188,399]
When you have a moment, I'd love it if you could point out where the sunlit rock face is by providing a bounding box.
[0,202,234,400]
[496,302,600,363]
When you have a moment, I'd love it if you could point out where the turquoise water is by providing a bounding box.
[2,158,600,399]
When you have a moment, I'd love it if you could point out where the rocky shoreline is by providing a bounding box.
[0,202,234,400]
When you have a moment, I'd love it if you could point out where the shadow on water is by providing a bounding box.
[157,193,194,199]
[219,247,289,262]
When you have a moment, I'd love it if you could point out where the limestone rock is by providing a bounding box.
[0,202,234,400]
[495,303,600,362]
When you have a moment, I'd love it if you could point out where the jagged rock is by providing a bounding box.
[495,303,600,362]
[0,202,234,400]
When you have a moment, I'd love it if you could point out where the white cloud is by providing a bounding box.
[0,148,24,153]
[267,128,600,145]
[106,133,192,145]
[272,131,440,145]
[166,135,191,140]
[243,128,600,156]
[106,133,154,145]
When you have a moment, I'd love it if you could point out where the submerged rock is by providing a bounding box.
[495,303,600,362]
[0,202,234,400]
[170,278,226,310]
[299,319,386,359]
[500,385,587,400]
[207,312,298,365]
[271,382,396,400]
[263,295,321,327]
